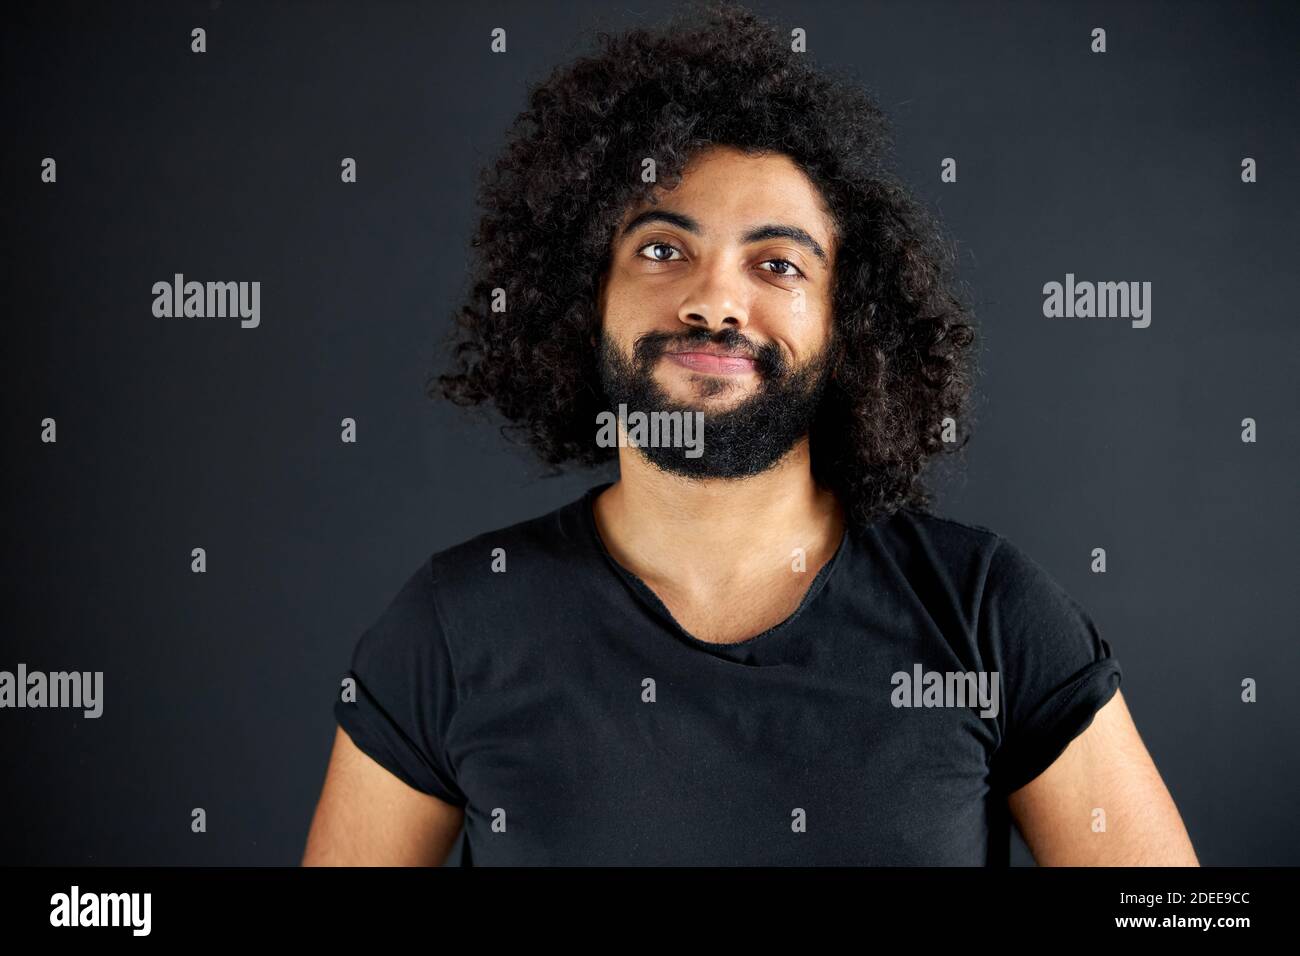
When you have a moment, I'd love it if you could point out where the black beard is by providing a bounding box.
[596,324,836,479]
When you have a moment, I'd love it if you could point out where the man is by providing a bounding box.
[303,1,1197,866]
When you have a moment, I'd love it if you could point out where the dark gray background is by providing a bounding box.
[2,0,1296,866]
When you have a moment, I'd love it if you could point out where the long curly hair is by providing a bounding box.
[432,0,979,530]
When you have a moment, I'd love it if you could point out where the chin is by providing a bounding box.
[664,382,752,408]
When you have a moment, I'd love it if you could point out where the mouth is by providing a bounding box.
[663,350,757,375]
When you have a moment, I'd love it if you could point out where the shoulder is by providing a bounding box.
[409,492,601,654]
[360,493,584,635]
[860,507,1098,652]
[892,505,1002,553]
[876,507,1075,606]
[863,505,1003,594]
[426,494,584,592]
[352,495,589,680]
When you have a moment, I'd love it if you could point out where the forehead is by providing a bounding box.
[618,147,837,248]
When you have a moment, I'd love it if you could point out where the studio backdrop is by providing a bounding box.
[2,0,1296,866]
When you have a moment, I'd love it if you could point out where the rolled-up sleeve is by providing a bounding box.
[334,557,467,807]
[980,537,1122,796]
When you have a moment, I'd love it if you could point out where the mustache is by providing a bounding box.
[631,327,787,377]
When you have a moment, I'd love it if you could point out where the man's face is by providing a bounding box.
[596,145,839,479]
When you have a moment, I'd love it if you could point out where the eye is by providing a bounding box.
[759,258,807,280]
[635,241,684,263]
[633,242,808,281]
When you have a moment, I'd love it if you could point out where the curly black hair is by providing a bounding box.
[432,0,978,530]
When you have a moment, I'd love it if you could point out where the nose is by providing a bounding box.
[676,257,750,333]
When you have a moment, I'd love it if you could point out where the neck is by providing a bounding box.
[591,439,845,597]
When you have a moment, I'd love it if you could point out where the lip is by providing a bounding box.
[664,351,757,375]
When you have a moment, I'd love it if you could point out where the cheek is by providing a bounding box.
[603,278,674,330]
[754,289,833,356]
[600,275,629,319]
[754,279,825,321]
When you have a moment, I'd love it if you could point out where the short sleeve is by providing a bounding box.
[333,557,467,807]
[980,536,1122,796]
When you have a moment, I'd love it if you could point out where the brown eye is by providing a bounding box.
[635,242,683,262]
[760,258,806,280]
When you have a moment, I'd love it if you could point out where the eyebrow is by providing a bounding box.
[619,209,829,265]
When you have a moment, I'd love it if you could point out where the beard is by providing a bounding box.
[596,323,836,479]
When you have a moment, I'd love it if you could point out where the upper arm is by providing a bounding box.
[1007,689,1198,866]
[307,557,468,864]
[302,725,464,866]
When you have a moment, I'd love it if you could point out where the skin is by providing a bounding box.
[303,726,463,866]
[591,146,847,644]
[302,146,1198,866]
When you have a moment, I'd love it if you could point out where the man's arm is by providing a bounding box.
[1006,689,1199,865]
[302,726,465,866]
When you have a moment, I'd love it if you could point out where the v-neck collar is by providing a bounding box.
[575,480,850,662]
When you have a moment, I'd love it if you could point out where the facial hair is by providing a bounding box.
[596,324,836,479]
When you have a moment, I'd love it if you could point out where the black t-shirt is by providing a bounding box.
[334,481,1121,865]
